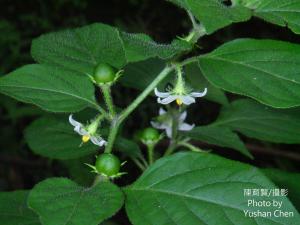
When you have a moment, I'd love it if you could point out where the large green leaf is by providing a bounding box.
[28,178,124,225]
[167,0,251,34]
[213,99,300,144]
[183,125,252,158]
[25,116,98,159]
[0,64,97,112]
[125,152,300,225]
[0,190,41,225]
[31,23,190,75]
[263,168,300,210]
[199,39,300,108]
[234,0,300,34]
[185,63,228,105]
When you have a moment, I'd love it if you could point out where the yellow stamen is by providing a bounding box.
[82,135,90,143]
[176,98,183,106]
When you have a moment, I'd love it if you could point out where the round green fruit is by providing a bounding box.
[93,63,116,84]
[141,127,160,142]
[95,153,120,176]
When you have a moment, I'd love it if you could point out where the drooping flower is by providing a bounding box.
[154,66,207,106]
[69,115,106,147]
[151,108,194,138]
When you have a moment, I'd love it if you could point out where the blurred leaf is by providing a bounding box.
[199,39,300,108]
[115,137,143,159]
[234,0,300,34]
[185,63,228,105]
[61,156,94,186]
[167,0,251,34]
[0,64,97,112]
[214,99,300,144]
[125,152,300,225]
[262,168,300,210]
[31,23,190,75]
[28,178,124,225]
[25,116,98,159]
[0,190,40,225]
[183,125,252,158]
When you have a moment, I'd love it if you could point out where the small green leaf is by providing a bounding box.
[0,190,41,225]
[263,168,300,211]
[213,99,300,144]
[125,152,300,225]
[31,23,190,75]
[234,0,300,34]
[199,39,300,108]
[183,125,252,158]
[0,64,97,112]
[25,116,98,159]
[28,178,124,225]
[167,0,251,34]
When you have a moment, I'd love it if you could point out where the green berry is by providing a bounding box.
[93,63,116,84]
[95,153,120,176]
[141,127,160,142]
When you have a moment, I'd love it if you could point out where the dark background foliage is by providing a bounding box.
[1,0,299,223]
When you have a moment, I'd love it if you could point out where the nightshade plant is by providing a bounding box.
[1,0,300,225]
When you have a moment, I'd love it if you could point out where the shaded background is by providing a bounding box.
[1,0,300,224]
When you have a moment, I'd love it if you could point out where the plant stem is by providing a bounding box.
[147,144,155,165]
[132,158,146,171]
[104,65,173,154]
[100,85,115,118]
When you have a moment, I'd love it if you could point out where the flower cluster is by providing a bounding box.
[152,66,207,138]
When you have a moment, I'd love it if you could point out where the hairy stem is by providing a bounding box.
[101,85,115,118]
[147,144,155,165]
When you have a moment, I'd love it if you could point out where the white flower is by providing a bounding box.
[69,115,106,147]
[151,108,194,138]
[155,87,207,105]
[154,66,207,105]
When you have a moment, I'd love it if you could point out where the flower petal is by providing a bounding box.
[181,95,195,105]
[154,88,170,98]
[179,123,195,131]
[179,110,187,122]
[151,121,164,130]
[190,88,207,97]
[159,108,166,115]
[165,126,172,138]
[90,136,107,146]
[158,95,177,104]
[69,114,83,127]
[75,126,88,135]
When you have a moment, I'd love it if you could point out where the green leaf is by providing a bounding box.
[28,178,124,225]
[0,190,41,225]
[185,63,228,105]
[115,137,143,159]
[213,99,300,144]
[199,39,300,108]
[0,64,97,112]
[31,23,190,75]
[125,152,300,225]
[167,0,251,34]
[25,116,98,159]
[183,125,252,158]
[263,168,300,210]
[234,0,300,34]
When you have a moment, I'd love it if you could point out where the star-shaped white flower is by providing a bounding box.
[69,115,107,147]
[151,108,194,138]
[154,66,207,105]
[155,87,207,105]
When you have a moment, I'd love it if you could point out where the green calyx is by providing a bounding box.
[86,114,104,135]
[173,66,187,95]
